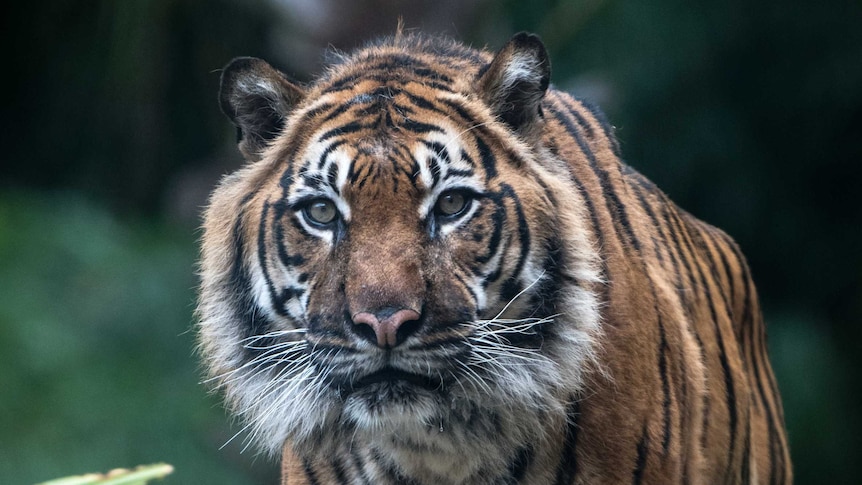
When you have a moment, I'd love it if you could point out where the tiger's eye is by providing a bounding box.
[436,191,469,217]
[304,199,338,225]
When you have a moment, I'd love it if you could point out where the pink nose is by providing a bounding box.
[351,308,421,348]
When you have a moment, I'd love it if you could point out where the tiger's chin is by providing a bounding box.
[339,370,452,433]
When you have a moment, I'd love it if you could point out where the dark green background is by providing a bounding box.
[2,1,859,483]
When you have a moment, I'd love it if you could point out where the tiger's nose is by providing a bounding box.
[351,307,422,348]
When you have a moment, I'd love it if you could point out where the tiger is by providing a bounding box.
[197,30,792,484]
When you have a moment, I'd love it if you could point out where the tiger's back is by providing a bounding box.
[540,88,791,483]
[198,31,791,484]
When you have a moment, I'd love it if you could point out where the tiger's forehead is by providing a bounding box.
[290,116,477,193]
[278,88,484,224]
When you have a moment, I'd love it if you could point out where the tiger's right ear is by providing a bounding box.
[219,57,305,160]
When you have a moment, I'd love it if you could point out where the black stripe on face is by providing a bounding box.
[498,183,531,305]
[400,119,446,134]
[229,214,274,354]
[257,201,287,317]
[475,137,498,181]
[402,90,445,112]
[326,157,341,192]
[318,120,371,141]
[272,200,306,267]
[438,98,482,128]
[317,139,347,171]
[475,198,505,267]
[320,73,454,95]
[421,140,450,187]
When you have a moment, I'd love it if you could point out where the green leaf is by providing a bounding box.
[35,464,174,485]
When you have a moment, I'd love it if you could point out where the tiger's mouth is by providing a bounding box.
[348,367,443,393]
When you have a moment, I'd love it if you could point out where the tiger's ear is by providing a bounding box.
[478,32,551,134]
[219,57,305,160]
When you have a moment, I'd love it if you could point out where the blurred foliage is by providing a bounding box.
[1,0,860,483]
[0,193,276,483]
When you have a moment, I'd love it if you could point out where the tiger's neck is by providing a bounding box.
[285,402,568,484]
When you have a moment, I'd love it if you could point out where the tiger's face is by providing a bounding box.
[199,34,601,458]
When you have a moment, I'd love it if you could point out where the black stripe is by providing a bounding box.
[475,198,504,266]
[412,67,453,84]
[302,102,336,120]
[400,119,446,134]
[422,145,444,187]
[329,457,350,484]
[347,153,367,185]
[576,96,622,157]
[438,97,482,127]
[631,183,666,264]
[402,90,446,112]
[460,148,477,170]
[660,204,698,314]
[632,424,650,485]
[256,201,287,317]
[553,400,581,485]
[452,268,480,309]
[318,139,348,171]
[566,170,610,307]
[660,203,708,404]
[225,193,279,362]
[748,312,780,484]
[475,136,498,180]
[636,192,701,460]
[557,95,595,138]
[321,102,356,123]
[326,162,339,192]
[231,222,272,343]
[349,447,374,485]
[322,72,362,93]
[547,101,641,255]
[677,213,739,479]
[593,161,674,458]
[499,184,531,304]
[509,445,534,482]
[658,318,672,455]
[741,418,752,485]
[319,120,370,141]
[302,459,321,485]
[711,231,738,319]
[691,227,734,323]
[272,200,306,267]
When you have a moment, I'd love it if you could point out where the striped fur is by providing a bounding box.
[197,31,791,484]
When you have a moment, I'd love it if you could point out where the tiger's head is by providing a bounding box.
[198,33,601,459]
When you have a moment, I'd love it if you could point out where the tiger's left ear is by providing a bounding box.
[478,32,551,133]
